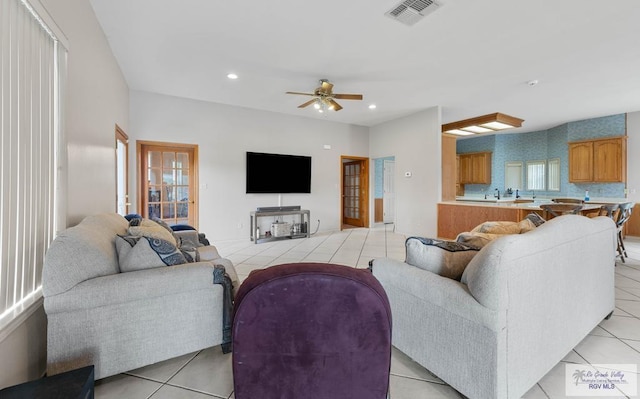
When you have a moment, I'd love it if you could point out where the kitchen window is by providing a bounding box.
[526,160,546,191]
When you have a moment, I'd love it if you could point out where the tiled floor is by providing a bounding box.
[95,226,640,398]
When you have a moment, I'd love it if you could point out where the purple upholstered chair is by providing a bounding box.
[232,263,392,399]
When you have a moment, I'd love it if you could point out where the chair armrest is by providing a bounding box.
[371,258,502,331]
[44,262,221,314]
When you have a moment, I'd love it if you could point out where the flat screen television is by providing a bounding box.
[246,152,312,194]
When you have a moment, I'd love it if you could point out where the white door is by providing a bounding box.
[383,160,395,223]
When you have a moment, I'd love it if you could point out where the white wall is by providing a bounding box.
[42,0,130,227]
[0,0,129,389]
[369,107,442,237]
[129,91,369,241]
[627,111,640,205]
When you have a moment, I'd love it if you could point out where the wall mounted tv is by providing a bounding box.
[246,152,312,194]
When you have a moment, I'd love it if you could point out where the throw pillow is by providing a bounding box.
[128,218,177,245]
[471,221,523,235]
[524,212,546,227]
[405,237,479,281]
[115,235,188,272]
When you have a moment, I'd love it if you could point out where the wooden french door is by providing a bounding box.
[137,141,198,228]
[341,157,369,228]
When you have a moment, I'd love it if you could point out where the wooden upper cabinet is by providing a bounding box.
[568,141,593,182]
[594,138,624,182]
[568,136,626,183]
[458,152,492,184]
[459,154,473,184]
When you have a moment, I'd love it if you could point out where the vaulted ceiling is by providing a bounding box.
[90,0,640,132]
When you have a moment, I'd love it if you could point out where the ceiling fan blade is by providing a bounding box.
[286,91,316,96]
[320,81,334,94]
[333,94,363,100]
[328,99,343,111]
[298,99,317,109]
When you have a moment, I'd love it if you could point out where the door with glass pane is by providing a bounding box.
[138,142,198,228]
[342,157,369,228]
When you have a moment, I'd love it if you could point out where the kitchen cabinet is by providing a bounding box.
[458,151,492,184]
[568,136,626,183]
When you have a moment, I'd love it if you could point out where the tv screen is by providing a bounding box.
[246,152,312,194]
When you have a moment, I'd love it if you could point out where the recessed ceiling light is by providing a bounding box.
[227,73,238,80]
[368,104,377,110]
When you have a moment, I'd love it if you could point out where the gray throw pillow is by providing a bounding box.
[116,235,188,272]
[405,237,480,281]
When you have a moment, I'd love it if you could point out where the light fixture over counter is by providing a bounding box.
[442,112,524,136]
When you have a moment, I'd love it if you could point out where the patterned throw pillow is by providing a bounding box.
[115,235,188,272]
[405,237,479,281]
[128,218,177,245]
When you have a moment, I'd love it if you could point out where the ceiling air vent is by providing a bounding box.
[385,0,442,26]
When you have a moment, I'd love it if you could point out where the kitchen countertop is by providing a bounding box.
[445,198,629,212]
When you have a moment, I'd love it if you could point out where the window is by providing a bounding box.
[504,161,523,191]
[526,160,546,191]
[547,158,561,191]
[0,0,66,329]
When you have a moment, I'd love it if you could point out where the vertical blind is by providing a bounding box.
[0,0,62,327]
[526,160,547,191]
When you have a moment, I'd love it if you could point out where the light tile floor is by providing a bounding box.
[95,226,640,398]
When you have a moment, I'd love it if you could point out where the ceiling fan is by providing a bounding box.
[286,79,363,112]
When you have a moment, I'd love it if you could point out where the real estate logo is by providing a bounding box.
[565,364,637,397]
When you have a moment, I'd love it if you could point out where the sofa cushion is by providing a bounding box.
[42,213,128,297]
[405,237,480,281]
[116,235,188,272]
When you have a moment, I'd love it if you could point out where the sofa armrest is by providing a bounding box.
[44,261,222,314]
[198,245,221,261]
[174,230,202,247]
[371,257,502,331]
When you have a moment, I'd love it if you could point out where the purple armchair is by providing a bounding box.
[232,263,392,399]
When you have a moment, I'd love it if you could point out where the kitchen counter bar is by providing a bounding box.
[437,201,605,239]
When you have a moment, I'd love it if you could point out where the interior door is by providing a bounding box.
[342,158,369,228]
[383,160,395,223]
[138,141,198,228]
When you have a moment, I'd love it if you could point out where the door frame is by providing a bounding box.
[340,155,370,230]
[115,125,129,215]
[136,140,199,228]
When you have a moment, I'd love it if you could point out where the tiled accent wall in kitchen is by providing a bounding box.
[456,113,626,199]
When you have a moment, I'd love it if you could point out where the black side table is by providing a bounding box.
[0,365,94,399]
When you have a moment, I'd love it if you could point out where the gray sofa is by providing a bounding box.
[42,213,239,380]
[371,215,617,399]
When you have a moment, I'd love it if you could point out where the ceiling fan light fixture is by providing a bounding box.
[442,112,524,135]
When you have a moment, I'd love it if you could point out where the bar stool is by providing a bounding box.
[540,203,583,218]
[597,203,619,219]
[551,198,585,204]
[616,202,634,263]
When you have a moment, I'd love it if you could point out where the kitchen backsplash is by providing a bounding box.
[456,113,627,199]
